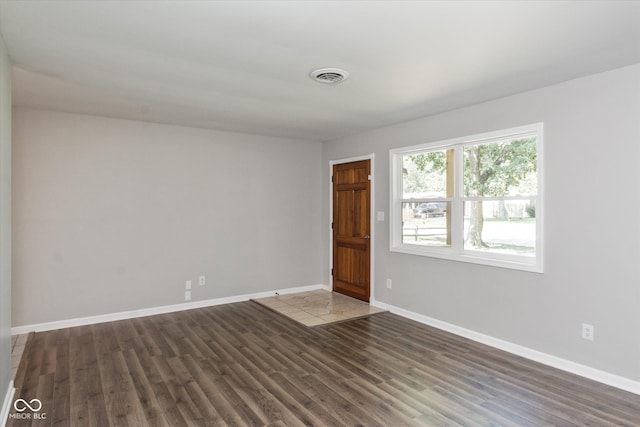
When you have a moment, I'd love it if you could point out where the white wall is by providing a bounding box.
[0,31,13,416]
[12,109,323,327]
[323,64,640,382]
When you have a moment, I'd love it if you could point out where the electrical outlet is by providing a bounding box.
[582,323,594,341]
[186,280,192,290]
[185,291,191,301]
[199,275,206,286]
[386,278,392,289]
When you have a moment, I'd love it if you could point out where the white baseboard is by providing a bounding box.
[1,381,15,427]
[371,299,640,396]
[11,284,329,335]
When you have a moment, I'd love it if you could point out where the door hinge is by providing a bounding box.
[331,268,334,276]
[368,174,372,181]
[331,222,334,229]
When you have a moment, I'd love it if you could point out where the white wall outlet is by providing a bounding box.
[185,290,191,301]
[199,275,206,286]
[582,323,594,341]
[185,280,192,290]
[386,278,392,289]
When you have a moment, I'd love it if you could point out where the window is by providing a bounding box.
[390,123,543,272]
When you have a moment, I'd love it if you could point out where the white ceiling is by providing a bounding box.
[1,1,639,141]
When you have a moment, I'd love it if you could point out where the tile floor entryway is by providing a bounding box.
[252,289,386,327]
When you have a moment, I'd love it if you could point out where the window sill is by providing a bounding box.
[390,244,543,273]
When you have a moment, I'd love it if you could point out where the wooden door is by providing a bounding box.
[332,160,371,302]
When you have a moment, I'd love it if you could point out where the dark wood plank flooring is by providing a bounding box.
[9,301,640,426]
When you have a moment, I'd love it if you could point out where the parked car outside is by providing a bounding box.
[413,202,447,217]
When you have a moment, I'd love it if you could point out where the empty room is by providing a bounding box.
[1,1,639,426]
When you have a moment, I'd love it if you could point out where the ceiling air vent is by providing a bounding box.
[310,68,350,84]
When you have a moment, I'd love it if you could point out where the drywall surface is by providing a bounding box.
[12,109,323,326]
[0,31,13,412]
[323,64,640,381]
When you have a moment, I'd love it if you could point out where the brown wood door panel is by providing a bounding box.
[334,244,368,298]
[332,160,370,302]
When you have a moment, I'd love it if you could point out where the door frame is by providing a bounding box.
[329,153,375,304]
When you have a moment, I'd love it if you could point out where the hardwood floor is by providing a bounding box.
[9,301,640,426]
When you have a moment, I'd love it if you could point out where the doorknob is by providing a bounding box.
[363,235,370,240]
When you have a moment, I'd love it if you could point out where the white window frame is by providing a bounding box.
[390,123,543,273]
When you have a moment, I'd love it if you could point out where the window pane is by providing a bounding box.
[391,123,542,271]
[402,150,448,199]
[463,137,537,197]
[463,200,536,255]
[402,202,450,247]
